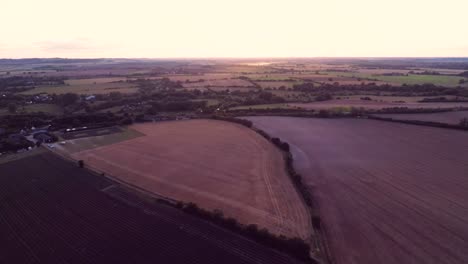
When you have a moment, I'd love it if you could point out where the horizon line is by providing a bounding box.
[1,56,468,60]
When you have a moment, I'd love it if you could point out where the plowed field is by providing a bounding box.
[245,116,468,264]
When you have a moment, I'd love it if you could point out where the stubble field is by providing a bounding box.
[245,116,468,264]
[70,119,311,239]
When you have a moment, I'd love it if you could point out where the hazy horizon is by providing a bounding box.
[1,0,467,58]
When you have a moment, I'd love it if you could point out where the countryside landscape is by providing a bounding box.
[2,0,468,263]
[1,57,468,264]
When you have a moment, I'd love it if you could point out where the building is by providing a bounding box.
[85,95,96,101]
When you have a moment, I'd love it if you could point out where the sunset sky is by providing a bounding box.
[1,0,467,58]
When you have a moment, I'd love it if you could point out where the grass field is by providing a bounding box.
[56,127,144,153]
[68,120,311,239]
[0,103,63,115]
[0,147,46,164]
[246,116,468,264]
[20,77,137,95]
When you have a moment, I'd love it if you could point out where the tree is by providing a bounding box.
[109,91,122,100]
[60,93,78,106]
[78,160,84,168]
[7,103,17,113]
[460,117,468,127]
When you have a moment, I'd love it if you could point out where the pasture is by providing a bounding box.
[68,120,311,239]
[246,116,468,264]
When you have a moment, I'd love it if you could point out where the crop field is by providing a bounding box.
[374,110,468,125]
[290,99,468,110]
[20,77,137,95]
[0,152,304,264]
[245,116,468,264]
[69,120,311,239]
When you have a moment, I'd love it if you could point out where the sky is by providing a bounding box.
[1,0,467,58]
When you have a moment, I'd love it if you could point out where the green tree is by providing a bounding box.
[60,93,79,106]
[109,91,122,100]
[460,117,468,127]
[7,103,17,113]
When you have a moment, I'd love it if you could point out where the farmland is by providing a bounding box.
[245,116,468,264]
[374,110,468,125]
[325,72,468,87]
[2,58,468,118]
[66,120,311,240]
[290,99,468,111]
[0,151,305,264]
[0,103,63,115]
[57,127,144,153]
[20,77,137,95]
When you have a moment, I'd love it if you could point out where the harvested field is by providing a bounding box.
[374,110,468,125]
[290,99,468,110]
[70,120,311,239]
[245,116,468,264]
[0,152,304,264]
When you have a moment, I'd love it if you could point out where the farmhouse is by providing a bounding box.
[85,95,96,101]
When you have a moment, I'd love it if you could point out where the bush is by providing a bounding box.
[176,202,312,262]
[211,116,253,128]
[460,117,468,127]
